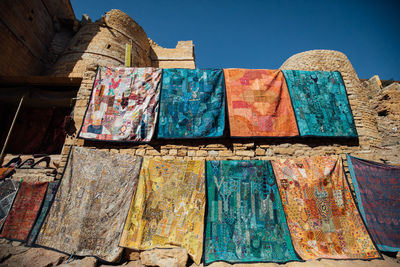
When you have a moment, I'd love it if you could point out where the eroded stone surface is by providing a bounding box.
[140,248,188,267]
[1,247,67,267]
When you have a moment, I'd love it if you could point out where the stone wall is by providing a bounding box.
[57,49,400,186]
[150,39,196,69]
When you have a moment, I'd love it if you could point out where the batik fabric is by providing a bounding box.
[272,156,380,260]
[282,70,357,137]
[0,179,19,229]
[0,182,48,241]
[35,147,142,262]
[224,69,299,137]
[79,67,162,142]
[158,69,225,138]
[347,155,400,252]
[26,181,60,246]
[120,159,205,264]
[205,160,299,264]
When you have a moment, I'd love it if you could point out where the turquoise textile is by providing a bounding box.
[158,69,225,138]
[282,70,357,137]
[205,160,299,264]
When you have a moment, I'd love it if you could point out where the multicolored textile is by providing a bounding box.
[272,156,380,260]
[347,155,400,252]
[205,160,299,264]
[0,179,19,229]
[120,159,205,264]
[224,69,299,137]
[282,70,357,137]
[0,182,48,241]
[26,181,60,246]
[36,147,142,262]
[158,69,225,138]
[79,67,162,142]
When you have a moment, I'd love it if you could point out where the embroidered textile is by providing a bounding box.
[35,147,142,262]
[205,160,299,264]
[347,155,400,252]
[282,70,357,137]
[79,67,162,142]
[158,69,225,138]
[27,181,60,246]
[224,69,299,137]
[272,156,380,260]
[0,179,19,229]
[0,182,47,241]
[120,159,205,264]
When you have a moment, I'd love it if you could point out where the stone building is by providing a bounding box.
[0,0,399,266]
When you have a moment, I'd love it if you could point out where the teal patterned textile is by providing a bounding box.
[282,70,357,137]
[205,160,299,264]
[158,69,225,138]
[26,181,59,246]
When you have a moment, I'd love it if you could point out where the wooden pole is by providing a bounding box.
[0,94,25,166]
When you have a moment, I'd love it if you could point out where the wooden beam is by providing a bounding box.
[0,75,82,88]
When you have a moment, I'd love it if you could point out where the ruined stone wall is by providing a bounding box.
[57,49,400,185]
[150,40,196,69]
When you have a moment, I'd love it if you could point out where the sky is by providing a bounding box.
[71,0,400,80]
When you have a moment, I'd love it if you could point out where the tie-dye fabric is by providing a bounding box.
[347,155,400,252]
[79,67,162,142]
[158,69,225,138]
[205,160,299,264]
[26,181,60,246]
[0,182,48,241]
[224,69,299,137]
[282,70,357,137]
[120,159,205,264]
[35,147,142,262]
[0,179,19,230]
[272,156,380,260]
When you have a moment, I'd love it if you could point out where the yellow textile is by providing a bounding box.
[120,159,205,264]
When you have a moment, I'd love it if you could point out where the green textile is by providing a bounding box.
[204,160,299,264]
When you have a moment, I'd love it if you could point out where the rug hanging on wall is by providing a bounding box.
[224,69,299,137]
[204,160,299,264]
[79,67,162,142]
[272,156,380,260]
[158,68,225,138]
[35,147,142,262]
[347,155,400,252]
[282,70,357,137]
[0,181,48,241]
[120,158,205,264]
[26,181,59,246]
[0,179,20,230]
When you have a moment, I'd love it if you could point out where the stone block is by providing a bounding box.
[140,248,188,267]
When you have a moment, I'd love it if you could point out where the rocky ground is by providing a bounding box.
[0,239,399,267]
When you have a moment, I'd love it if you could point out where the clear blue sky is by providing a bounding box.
[71,0,399,80]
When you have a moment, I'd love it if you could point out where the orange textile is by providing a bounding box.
[224,69,299,137]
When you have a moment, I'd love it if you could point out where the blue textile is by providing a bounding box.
[282,70,357,137]
[205,160,299,264]
[158,69,225,138]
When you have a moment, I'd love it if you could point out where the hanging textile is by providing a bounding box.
[0,179,19,229]
[79,67,162,142]
[204,160,299,264]
[158,69,225,138]
[282,70,357,137]
[26,181,60,246]
[347,155,400,252]
[272,156,380,260]
[35,147,142,262]
[224,69,299,137]
[120,158,205,264]
[0,181,48,241]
